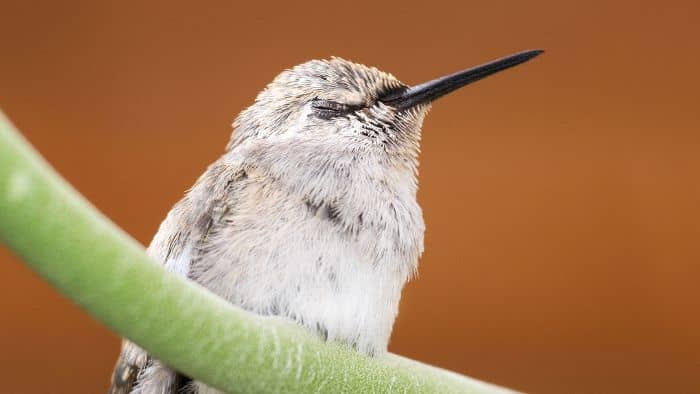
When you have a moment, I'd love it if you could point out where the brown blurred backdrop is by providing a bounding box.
[1,1,698,393]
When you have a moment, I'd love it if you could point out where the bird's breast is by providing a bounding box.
[189,173,424,355]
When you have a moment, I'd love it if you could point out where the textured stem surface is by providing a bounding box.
[0,111,515,394]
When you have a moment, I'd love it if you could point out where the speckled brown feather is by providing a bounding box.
[108,343,142,394]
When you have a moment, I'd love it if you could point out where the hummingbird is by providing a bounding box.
[109,49,543,393]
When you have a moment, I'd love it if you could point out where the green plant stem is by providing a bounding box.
[0,111,515,393]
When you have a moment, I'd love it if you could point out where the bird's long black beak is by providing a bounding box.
[380,49,543,110]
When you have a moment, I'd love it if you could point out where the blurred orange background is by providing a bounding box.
[1,1,698,393]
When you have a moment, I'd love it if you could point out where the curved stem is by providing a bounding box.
[0,111,515,394]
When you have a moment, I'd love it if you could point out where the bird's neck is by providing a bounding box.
[229,138,419,213]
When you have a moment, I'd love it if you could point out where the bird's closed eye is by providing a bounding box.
[311,98,360,119]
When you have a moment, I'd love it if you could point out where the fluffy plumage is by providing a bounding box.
[109,57,428,394]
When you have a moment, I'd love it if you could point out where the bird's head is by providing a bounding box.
[229,50,542,170]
